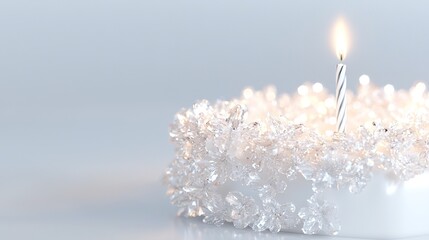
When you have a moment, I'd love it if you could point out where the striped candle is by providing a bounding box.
[335,62,347,132]
[333,18,349,133]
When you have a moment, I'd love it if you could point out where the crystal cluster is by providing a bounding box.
[164,81,429,235]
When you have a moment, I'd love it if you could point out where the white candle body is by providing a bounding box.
[336,63,347,132]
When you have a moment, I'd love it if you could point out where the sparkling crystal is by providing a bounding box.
[252,198,297,233]
[165,83,429,235]
[203,193,225,226]
[298,194,340,235]
[225,192,259,229]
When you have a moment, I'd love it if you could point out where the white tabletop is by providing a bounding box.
[2,0,429,239]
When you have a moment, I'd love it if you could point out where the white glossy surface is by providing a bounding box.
[5,165,429,240]
[3,0,429,239]
[327,172,429,238]
[220,171,429,239]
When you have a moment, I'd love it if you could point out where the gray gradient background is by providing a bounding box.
[1,0,429,239]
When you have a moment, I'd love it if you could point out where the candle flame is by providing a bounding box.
[333,18,350,61]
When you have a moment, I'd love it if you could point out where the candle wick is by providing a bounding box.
[340,54,343,61]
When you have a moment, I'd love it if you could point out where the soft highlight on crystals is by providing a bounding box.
[164,82,429,235]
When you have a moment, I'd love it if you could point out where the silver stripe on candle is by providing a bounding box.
[336,63,347,132]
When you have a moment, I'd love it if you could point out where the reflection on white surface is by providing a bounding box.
[2,165,429,240]
[2,0,429,239]
[385,183,398,195]
[176,217,318,240]
[173,216,429,240]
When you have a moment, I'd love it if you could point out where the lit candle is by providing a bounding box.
[333,18,349,133]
